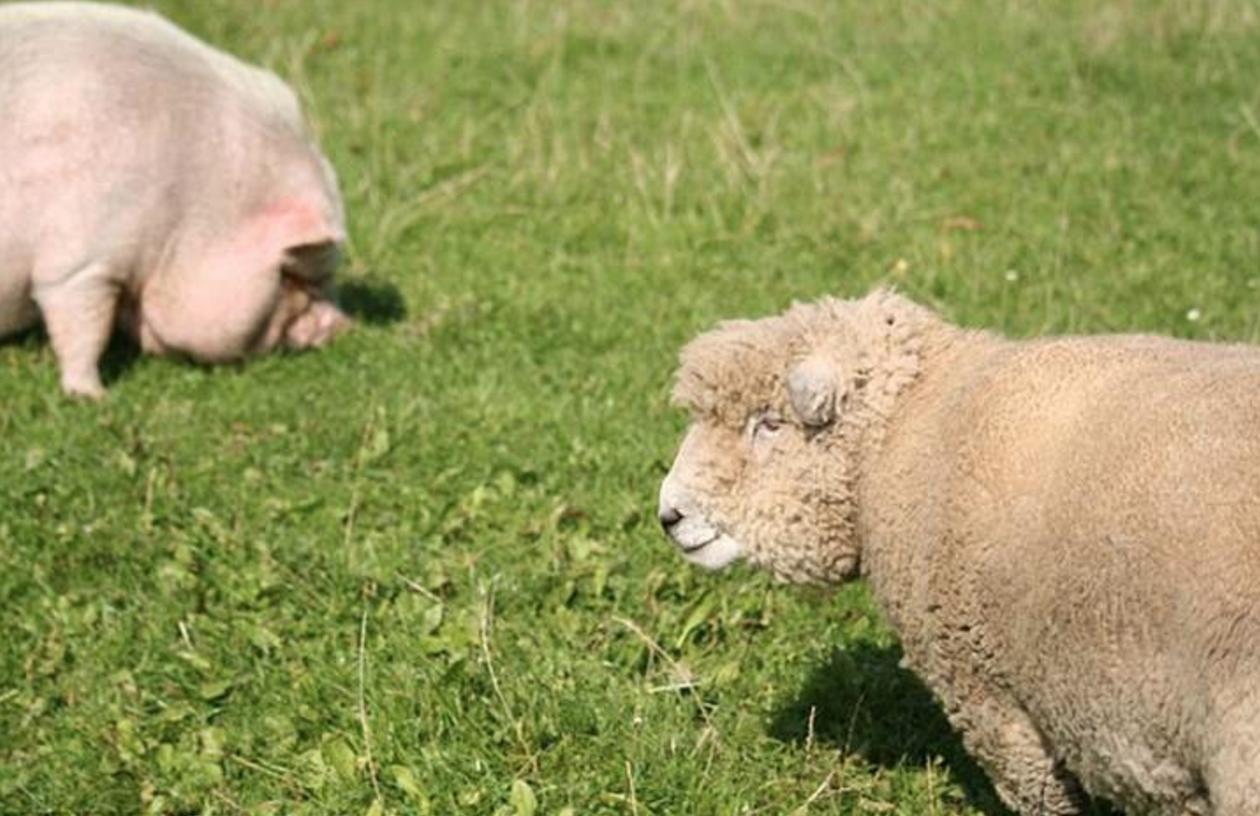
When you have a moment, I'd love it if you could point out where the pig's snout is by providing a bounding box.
[284,300,352,350]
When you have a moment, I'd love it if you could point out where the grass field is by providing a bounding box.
[5,0,1260,813]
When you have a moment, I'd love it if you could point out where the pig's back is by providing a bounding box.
[0,2,312,325]
[0,2,309,182]
[0,2,303,124]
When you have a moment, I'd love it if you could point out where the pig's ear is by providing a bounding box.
[257,198,345,282]
[283,241,342,286]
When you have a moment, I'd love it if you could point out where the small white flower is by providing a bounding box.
[1004,269,1019,282]
[892,258,909,275]
[1186,308,1202,322]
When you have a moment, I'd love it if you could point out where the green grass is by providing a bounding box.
[4,0,1260,813]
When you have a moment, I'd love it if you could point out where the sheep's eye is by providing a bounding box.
[751,414,784,444]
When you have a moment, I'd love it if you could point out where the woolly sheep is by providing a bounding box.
[658,289,1260,815]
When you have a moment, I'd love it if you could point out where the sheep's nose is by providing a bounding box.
[659,506,683,532]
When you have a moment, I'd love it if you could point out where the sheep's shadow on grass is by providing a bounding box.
[770,644,1121,815]
[769,642,1014,816]
[338,278,406,325]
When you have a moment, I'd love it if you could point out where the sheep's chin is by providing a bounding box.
[666,513,745,570]
[680,534,745,570]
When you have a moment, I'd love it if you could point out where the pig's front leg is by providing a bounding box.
[32,265,120,399]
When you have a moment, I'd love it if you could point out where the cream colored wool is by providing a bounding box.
[661,290,1260,816]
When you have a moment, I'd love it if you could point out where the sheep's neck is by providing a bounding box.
[851,324,1002,613]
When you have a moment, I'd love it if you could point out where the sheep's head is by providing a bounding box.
[658,291,930,583]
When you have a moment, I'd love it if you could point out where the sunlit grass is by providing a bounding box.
[4,1,1259,813]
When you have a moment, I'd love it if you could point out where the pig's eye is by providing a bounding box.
[750,413,785,446]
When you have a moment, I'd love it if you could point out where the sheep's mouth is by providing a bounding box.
[671,525,745,570]
[679,533,721,553]
[657,477,745,570]
[666,514,723,551]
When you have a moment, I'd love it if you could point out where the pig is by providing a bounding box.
[0,1,351,397]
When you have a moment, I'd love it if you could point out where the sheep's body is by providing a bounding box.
[660,292,1260,815]
[867,328,1260,815]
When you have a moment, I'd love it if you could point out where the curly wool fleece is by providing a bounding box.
[663,289,1260,816]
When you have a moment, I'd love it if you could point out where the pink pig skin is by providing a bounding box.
[0,2,352,397]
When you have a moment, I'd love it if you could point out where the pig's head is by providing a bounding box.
[254,237,349,353]
[658,291,934,583]
[130,193,352,363]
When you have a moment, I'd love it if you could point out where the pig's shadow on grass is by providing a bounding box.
[770,642,1015,816]
[0,327,141,388]
[99,334,143,386]
[338,279,406,326]
[103,276,408,383]
[2,278,405,388]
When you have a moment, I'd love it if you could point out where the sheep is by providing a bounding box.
[658,289,1260,816]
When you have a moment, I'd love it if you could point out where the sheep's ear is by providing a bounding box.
[787,355,842,427]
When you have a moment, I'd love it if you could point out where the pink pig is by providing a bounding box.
[0,2,352,397]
